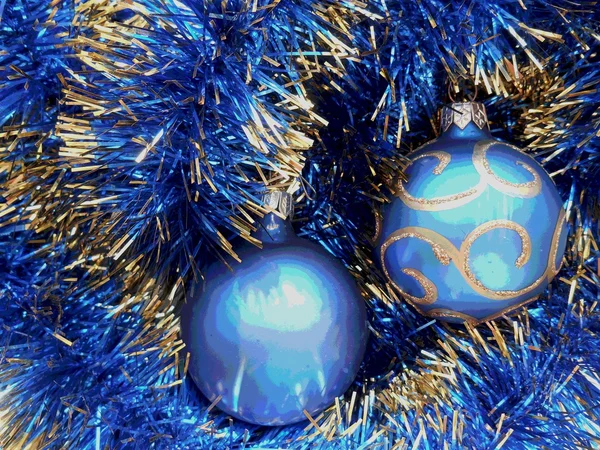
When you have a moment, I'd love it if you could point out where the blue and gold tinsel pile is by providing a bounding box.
[1,0,599,448]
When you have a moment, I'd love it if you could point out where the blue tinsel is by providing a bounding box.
[1,0,599,448]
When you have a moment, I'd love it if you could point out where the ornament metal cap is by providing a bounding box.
[440,102,489,133]
[262,190,294,219]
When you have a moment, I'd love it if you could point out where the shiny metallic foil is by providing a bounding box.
[1,0,599,448]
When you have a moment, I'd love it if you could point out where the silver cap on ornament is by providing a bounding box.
[440,102,489,132]
[262,190,294,220]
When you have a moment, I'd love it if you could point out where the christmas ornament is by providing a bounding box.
[181,191,368,426]
[377,102,568,324]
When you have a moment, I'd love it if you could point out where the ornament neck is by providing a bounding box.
[256,190,296,243]
[440,102,492,140]
[256,213,296,243]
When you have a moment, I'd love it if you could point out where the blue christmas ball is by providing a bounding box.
[181,193,368,426]
[376,102,568,324]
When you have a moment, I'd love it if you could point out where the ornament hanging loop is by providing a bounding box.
[448,76,478,103]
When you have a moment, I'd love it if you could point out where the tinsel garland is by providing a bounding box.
[1,0,599,448]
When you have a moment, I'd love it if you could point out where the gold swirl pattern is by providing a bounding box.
[380,227,454,267]
[401,268,438,305]
[397,151,487,212]
[371,207,382,244]
[549,208,567,276]
[462,220,532,269]
[397,181,487,212]
[425,308,480,324]
[381,216,565,304]
[427,295,540,325]
[397,140,543,211]
[472,140,542,198]
[379,228,454,308]
[411,151,451,175]
[459,220,548,300]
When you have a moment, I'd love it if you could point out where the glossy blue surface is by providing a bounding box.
[377,120,568,323]
[181,214,368,426]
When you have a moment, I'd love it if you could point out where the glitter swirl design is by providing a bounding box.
[398,141,543,211]
[379,228,454,307]
[425,308,480,324]
[397,181,487,212]
[397,151,487,212]
[462,221,532,272]
[401,268,438,305]
[426,295,540,325]
[472,140,542,198]
[371,207,382,244]
[412,151,451,175]
[460,220,547,300]
[381,217,566,303]
[549,208,567,276]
